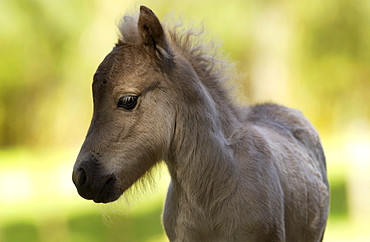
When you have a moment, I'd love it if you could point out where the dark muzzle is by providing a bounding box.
[72,158,121,203]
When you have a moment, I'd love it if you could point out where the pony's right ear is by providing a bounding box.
[138,6,172,60]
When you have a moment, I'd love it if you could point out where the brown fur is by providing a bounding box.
[72,6,329,241]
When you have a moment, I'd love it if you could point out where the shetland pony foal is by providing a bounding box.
[72,6,329,241]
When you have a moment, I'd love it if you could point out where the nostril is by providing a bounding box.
[73,167,87,187]
[77,168,87,186]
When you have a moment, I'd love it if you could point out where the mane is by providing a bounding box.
[167,24,235,100]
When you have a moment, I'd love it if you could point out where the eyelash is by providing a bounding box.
[117,95,138,110]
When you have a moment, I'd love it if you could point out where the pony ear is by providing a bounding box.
[138,6,172,59]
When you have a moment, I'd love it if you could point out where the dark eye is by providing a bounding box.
[117,95,138,110]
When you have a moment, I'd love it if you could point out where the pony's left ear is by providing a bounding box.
[138,6,172,59]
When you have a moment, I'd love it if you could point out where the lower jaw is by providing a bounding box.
[93,186,123,203]
[93,192,121,203]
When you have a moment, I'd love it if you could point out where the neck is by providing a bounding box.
[165,98,239,209]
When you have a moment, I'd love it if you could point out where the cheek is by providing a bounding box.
[140,102,175,149]
[115,116,137,141]
[107,107,141,140]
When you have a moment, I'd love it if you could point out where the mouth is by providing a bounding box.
[92,176,123,203]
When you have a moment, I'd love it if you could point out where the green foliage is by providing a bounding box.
[0,0,368,147]
[293,0,370,133]
[0,0,94,147]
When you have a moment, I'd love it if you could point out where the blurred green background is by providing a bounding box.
[0,0,369,241]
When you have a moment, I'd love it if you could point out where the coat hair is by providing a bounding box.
[72,6,330,241]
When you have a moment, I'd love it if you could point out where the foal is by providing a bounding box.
[72,6,329,241]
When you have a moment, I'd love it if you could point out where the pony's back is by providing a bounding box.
[243,103,329,241]
[247,103,328,184]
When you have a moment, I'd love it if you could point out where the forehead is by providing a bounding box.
[93,45,158,88]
